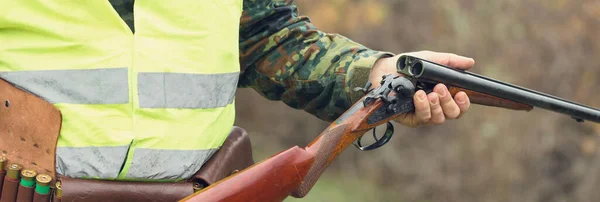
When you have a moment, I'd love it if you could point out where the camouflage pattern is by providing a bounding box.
[111,0,393,122]
[239,0,394,122]
[109,0,135,32]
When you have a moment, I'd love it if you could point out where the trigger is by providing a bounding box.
[416,81,436,94]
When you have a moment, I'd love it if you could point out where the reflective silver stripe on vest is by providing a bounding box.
[0,68,129,104]
[56,145,131,179]
[137,72,239,109]
[125,148,218,180]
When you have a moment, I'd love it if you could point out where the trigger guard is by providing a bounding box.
[353,122,395,151]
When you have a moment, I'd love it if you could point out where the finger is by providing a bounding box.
[413,90,431,123]
[411,51,475,70]
[434,52,475,70]
[454,91,471,118]
[434,84,461,119]
[428,92,445,125]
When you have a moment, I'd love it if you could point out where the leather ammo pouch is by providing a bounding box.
[0,78,62,202]
[0,78,255,202]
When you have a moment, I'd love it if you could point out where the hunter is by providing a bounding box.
[0,0,473,185]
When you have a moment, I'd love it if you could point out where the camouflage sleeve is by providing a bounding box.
[239,0,394,122]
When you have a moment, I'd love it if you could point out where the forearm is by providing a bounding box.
[239,0,393,122]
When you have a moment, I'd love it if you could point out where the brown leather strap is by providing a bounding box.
[33,192,50,202]
[60,177,193,202]
[0,78,62,179]
[16,184,34,202]
[192,126,254,187]
[0,178,18,202]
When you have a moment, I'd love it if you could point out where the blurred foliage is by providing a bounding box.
[234,0,600,201]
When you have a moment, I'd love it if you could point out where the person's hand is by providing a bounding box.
[369,50,475,127]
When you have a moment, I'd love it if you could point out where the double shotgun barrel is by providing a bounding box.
[397,55,600,123]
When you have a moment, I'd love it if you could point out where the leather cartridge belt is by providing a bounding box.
[0,78,254,202]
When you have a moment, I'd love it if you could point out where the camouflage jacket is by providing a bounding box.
[111,0,393,122]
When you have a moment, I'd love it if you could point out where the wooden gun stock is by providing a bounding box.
[180,101,394,202]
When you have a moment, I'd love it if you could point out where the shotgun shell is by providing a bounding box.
[6,164,22,180]
[54,181,62,199]
[35,174,52,195]
[2,164,21,202]
[0,156,6,169]
[17,169,36,202]
[20,169,37,188]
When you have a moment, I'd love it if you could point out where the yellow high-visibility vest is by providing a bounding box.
[0,1,242,181]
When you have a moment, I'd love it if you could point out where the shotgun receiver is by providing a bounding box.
[179,56,600,202]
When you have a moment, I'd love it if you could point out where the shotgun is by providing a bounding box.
[179,56,600,202]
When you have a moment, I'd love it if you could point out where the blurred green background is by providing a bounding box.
[234,0,600,201]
